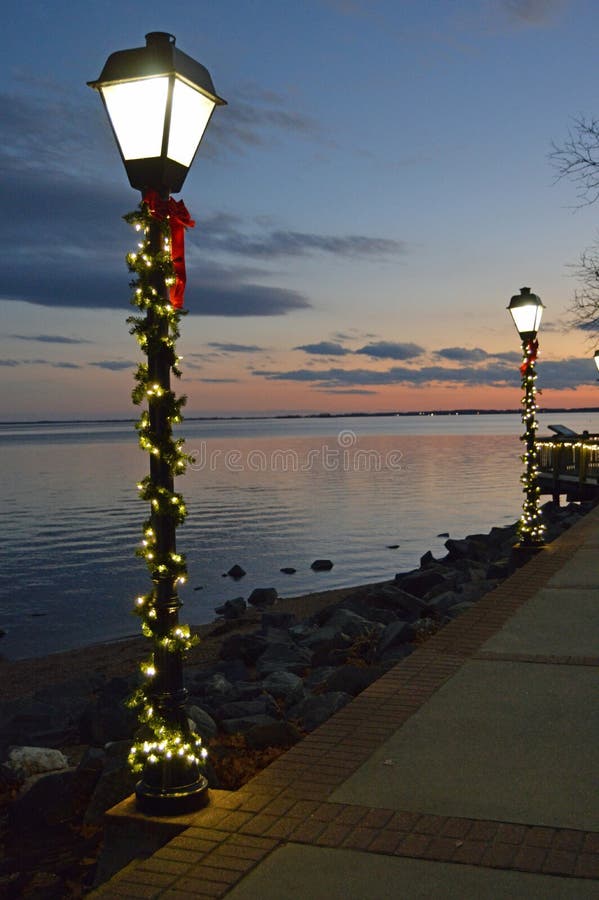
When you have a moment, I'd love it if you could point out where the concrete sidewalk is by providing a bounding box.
[92,506,599,899]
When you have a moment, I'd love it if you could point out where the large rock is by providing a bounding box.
[322,608,382,640]
[79,697,136,746]
[214,660,251,683]
[444,536,489,563]
[248,588,278,608]
[216,697,280,721]
[261,671,305,707]
[261,611,296,630]
[288,692,351,732]
[255,643,313,677]
[366,585,426,619]
[234,682,269,702]
[220,714,280,735]
[486,558,512,580]
[215,597,247,619]
[192,672,236,703]
[84,740,137,825]
[338,595,397,625]
[395,568,450,599]
[219,632,269,664]
[321,664,385,696]
[10,769,80,831]
[446,600,475,619]
[303,667,336,691]
[0,696,79,750]
[376,621,415,658]
[245,721,302,751]
[186,706,218,742]
[5,746,69,780]
[311,559,334,571]
[299,625,352,654]
[421,591,460,617]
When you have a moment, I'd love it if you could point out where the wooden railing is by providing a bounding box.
[536,434,599,500]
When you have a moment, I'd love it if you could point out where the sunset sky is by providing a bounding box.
[3,0,599,420]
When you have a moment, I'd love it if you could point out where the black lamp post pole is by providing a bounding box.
[135,205,207,813]
[519,339,542,547]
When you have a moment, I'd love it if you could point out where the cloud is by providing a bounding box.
[204,83,322,158]
[89,360,136,371]
[197,377,240,383]
[8,334,93,345]
[253,357,596,390]
[198,212,406,261]
[535,357,597,389]
[434,347,523,364]
[501,0,566,25]
[315,388,379,395]
[0,357,81,369]
[206,342,265,353]
[572,320,599,333]
[294,341,351,356]
[355,341,425,360]
[435,347,490,363]
[0,83,115,181]
[189,283,310,316]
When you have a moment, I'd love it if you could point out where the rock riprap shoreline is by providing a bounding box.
[0,499,593,895]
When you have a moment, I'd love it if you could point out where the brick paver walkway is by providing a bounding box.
[91,507,599,898]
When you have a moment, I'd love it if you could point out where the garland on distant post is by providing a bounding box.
[123,198,207,776]
[518,338,545,546]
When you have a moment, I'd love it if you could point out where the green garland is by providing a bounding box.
[123,200,205,775]
[519,346,545,546]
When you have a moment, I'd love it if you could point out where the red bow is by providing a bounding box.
[143,190,195,309]
[520,339,538,376]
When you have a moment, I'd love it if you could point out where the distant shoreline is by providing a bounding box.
[3,407,599,427]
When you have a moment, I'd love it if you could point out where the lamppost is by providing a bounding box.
[594,350,599,378]
[507,286,546,549]
[89,32,225,814]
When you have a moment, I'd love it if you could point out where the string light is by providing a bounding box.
[123,199,205,778]
[518,340,545,546]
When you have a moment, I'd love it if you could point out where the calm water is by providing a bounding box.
[1,412,598,660]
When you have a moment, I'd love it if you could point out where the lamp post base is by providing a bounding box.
[135,774,209,816]
[511,541,546,569]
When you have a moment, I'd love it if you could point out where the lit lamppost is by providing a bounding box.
[594,350,599,378]
[89,32,225,814]
[507,286,546,548]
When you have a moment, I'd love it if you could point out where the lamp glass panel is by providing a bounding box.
[511,302,543,336]
[102,77,169,160]
[594,352,599,373]
[168,78,215,167]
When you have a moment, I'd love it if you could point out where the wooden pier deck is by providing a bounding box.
[537,432,599,501]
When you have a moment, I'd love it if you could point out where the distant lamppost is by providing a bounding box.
[89,33,225,814]
[507,286,546,548]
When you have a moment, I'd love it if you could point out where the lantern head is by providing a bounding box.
[507,286,544,341]
[88,32,226,193]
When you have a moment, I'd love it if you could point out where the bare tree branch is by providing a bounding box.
[550,116,599,207]
[566,243,599,346]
